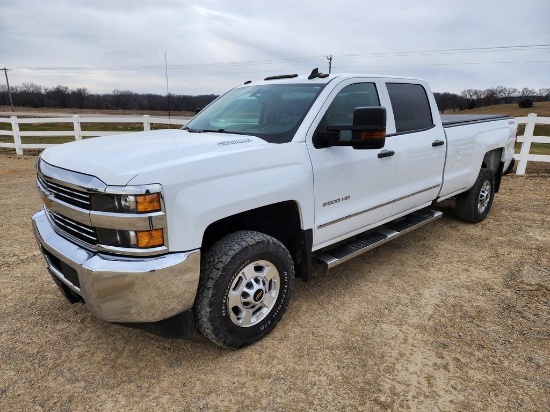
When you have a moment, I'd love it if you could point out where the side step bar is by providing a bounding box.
[315,209,442,270]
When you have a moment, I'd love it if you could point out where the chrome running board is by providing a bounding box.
[315,209,443,269]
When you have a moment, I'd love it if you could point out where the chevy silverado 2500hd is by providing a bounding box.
[32,70,517,348]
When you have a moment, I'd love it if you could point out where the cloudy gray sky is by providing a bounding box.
[1,0,549,96]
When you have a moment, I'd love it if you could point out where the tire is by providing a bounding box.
[455,168,495,223]
[194,230,295,349]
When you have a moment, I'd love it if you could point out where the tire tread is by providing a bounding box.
[455,168,495,223]
[195,230,294,348]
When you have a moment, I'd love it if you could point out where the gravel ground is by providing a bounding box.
[0,154,548,411]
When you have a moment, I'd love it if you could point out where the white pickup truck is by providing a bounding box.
[32,70,517,348]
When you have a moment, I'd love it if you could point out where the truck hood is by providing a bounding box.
[40,129,267,186]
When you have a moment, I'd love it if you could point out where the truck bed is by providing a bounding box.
[441,114,510,128]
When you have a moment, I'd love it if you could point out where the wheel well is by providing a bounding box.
[202,201,312,279]
[481,148,503,173]
[481,148,504,192]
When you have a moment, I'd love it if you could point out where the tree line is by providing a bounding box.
[0,83,217,112]
[1,83,549,113]
[434,87,550,112]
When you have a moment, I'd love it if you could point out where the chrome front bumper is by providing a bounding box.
[32,209,200,323]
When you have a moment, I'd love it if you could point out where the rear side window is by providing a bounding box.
[387,83,433,133]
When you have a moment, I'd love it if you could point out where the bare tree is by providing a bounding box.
[46,85,70,108]
[499,87,518,104]
[482,88,498,106]
[19,83,44,107]
[538,88,550,101]
[70,88,88,109]
[519,87,536,99]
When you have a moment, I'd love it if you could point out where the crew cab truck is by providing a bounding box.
[32,70,517,348]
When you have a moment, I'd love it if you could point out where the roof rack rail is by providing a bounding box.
[264,74,298,81]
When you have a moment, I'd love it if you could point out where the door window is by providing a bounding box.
[387,83,433,133]
[325,83,380,127]
[317,83,380,141]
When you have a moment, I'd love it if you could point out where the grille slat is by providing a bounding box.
[38,175,91,209]
[46,183,89,202]
[47,210,98,245]
[51,213,96,236]
[44,179,89,200]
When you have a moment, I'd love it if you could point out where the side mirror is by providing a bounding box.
[315,106,387,149]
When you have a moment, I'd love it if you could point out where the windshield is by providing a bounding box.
[183,83,325,143]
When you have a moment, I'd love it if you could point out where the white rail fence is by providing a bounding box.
[0,115,188,155]
[1,113,549,175]
[514,113,550,175]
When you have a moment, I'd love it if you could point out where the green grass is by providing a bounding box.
[515,124,550,155]
[516,142,550,156]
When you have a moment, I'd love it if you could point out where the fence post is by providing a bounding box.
[516,113,537,175]
[10,116,23,155]
[73,115,82,141]
[143,115,151,131]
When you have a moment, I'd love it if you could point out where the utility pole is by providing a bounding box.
[327,55,333,74]
[164,52,171,127]
[2,68,15,112]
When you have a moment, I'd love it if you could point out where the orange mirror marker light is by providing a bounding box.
[136,229,164,248]
[136,193,161,213]
[361,130,386,140]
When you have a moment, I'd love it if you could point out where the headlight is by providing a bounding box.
[89,184,166,252]
[96,228,164,249]
[92,193,162,214]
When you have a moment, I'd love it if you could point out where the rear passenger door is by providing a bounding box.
[386,82,446,215]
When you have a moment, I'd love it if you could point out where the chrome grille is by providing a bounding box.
[38,175,91,209]
[46,210,97,245]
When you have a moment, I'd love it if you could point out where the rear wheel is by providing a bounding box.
[195,231,295,348]
[456,168,495,223]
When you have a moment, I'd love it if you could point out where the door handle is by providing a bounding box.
[432,140,445,147]
[378,150,395,158]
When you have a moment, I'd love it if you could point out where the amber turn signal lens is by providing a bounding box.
[136,229,164,248]
[136,194,161,213]
[361,131,386,140]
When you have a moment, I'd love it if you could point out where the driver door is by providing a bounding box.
[306,80,397,250]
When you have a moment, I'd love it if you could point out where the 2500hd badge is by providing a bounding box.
[323,195,351,207]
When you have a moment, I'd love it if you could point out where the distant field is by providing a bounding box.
[0,107,188,144]
[445,101,550,155]
[0,105,195,117]
[0,121,183,144]
[451,101,550,117]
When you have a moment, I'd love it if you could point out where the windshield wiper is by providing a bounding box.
[201,128,229,133]
[184,127,249,136]
[182,126,203,133]
[201,129,248,135]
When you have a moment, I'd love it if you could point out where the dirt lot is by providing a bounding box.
[0,154,548,411]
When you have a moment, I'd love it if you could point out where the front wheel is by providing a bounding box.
[195,231,295,348]
[455,168,495,223]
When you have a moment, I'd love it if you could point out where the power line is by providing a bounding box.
[165,51,171,125]
[10,60,550,79]
[335,60,550,70]
[13,44,550,73]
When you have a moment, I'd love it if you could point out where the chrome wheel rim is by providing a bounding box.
[227,260,280,327]
[478,180,492,214]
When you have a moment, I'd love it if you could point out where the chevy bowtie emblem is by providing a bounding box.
[44,195,53,209]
